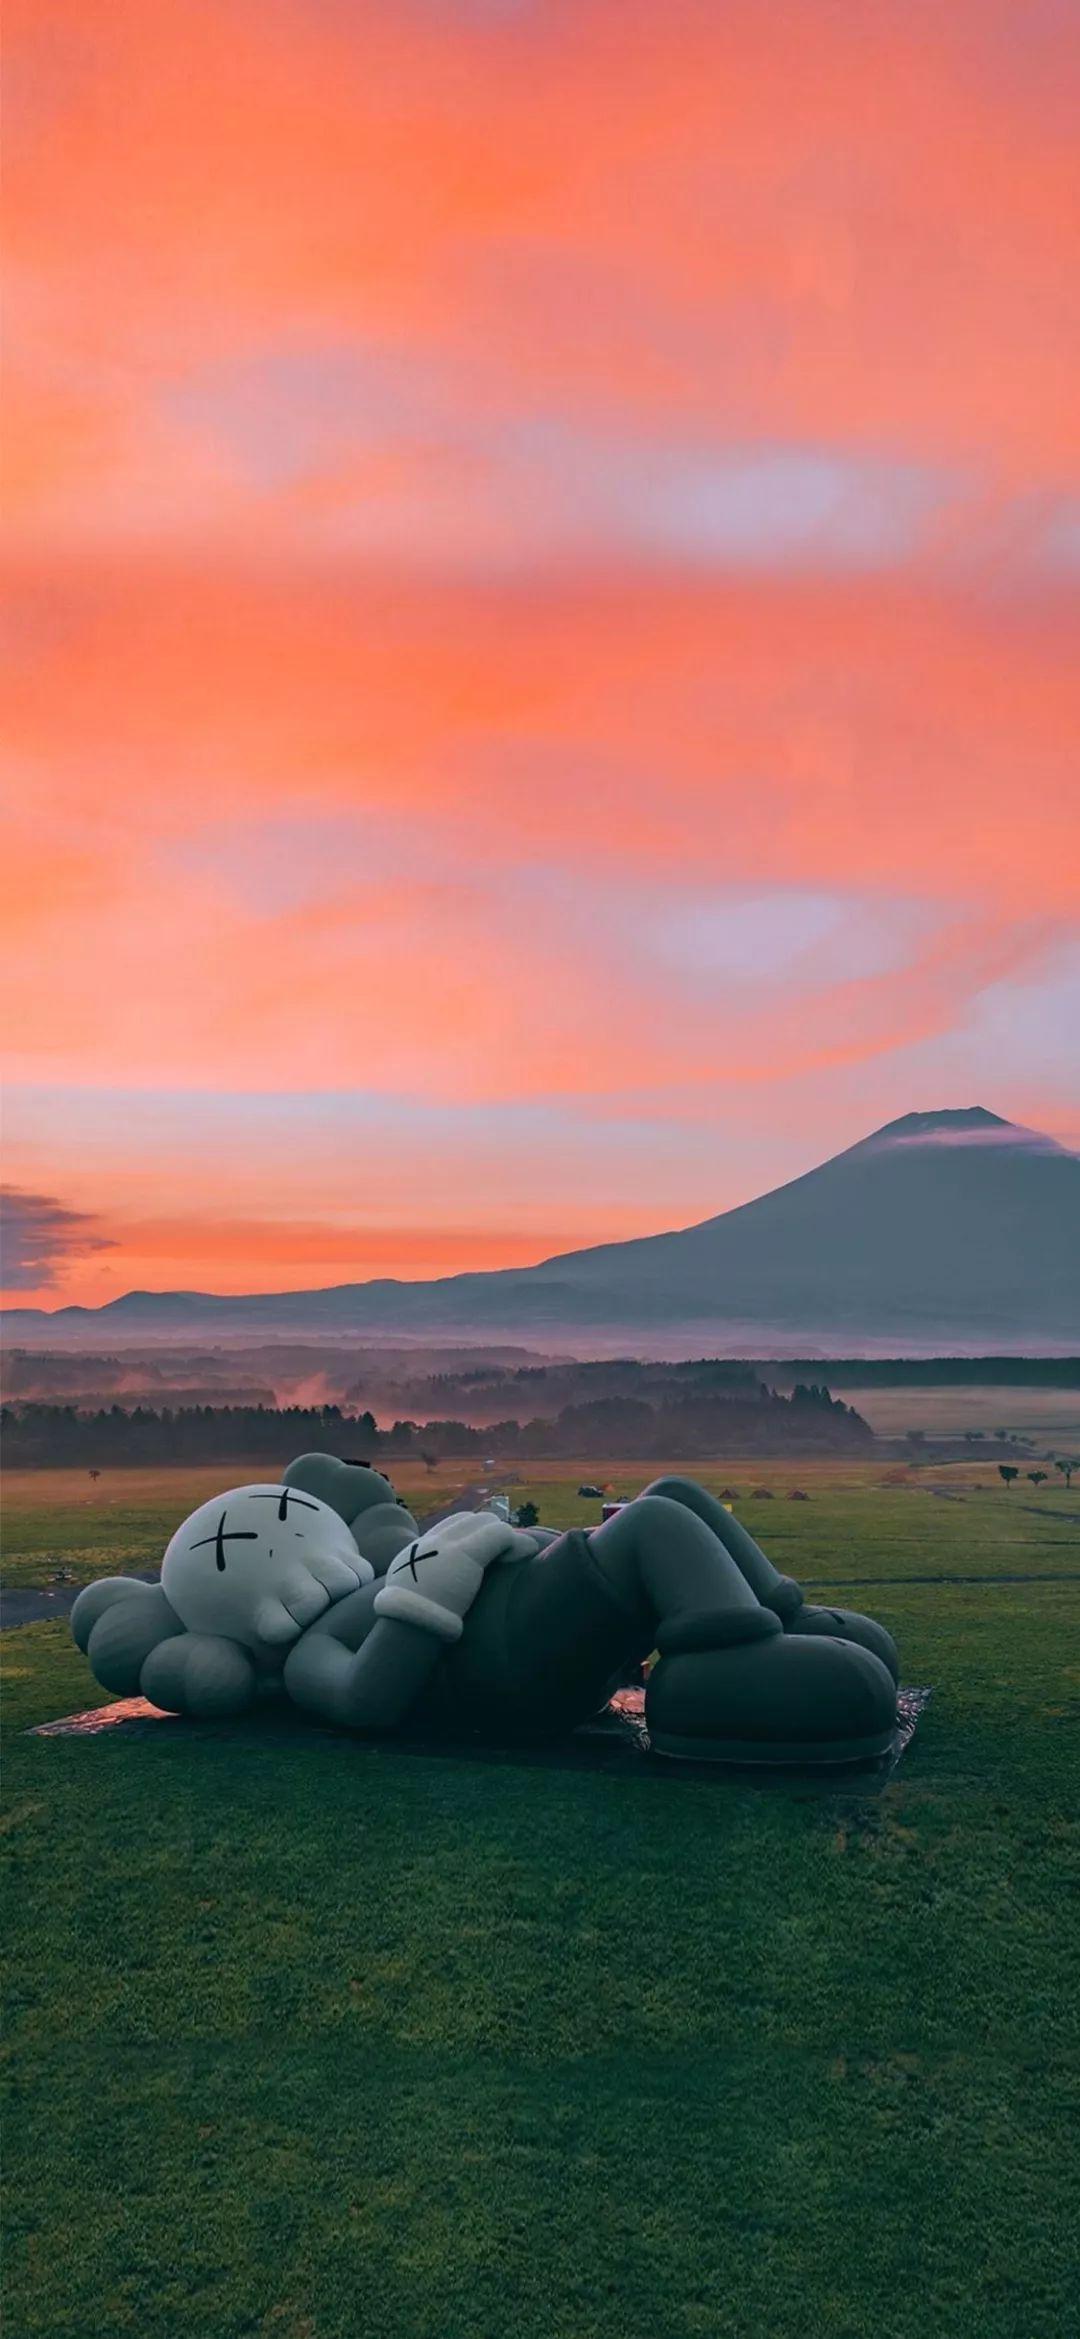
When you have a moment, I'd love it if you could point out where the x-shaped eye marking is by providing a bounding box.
[250,1489,321,1522]
[405,1542,442,1580]
[190,1509,261,1570]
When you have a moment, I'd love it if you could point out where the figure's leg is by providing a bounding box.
[586,1496,780,1651]
[638,1477,803,1618]
[438,1497,896,1762]
[437,1524,656,1737]
[591,1495,895,1764]
[440,1496,775,1741]
[639,1475,899,1682]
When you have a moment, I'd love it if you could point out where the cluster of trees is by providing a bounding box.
[797,1358,1080,1389]
[2,1402,385,1470]
[3,1350,276,1406]
[1,1381,873,1470]
[998,1457,1077,1490]
[346,1354,771,1428]
[507,1384,870,1458]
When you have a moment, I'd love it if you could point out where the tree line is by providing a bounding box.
[1,1384,873,1469]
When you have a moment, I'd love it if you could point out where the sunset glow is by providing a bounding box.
[3,0,1078,1306]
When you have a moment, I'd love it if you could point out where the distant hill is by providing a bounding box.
[5,1108,1078,1352]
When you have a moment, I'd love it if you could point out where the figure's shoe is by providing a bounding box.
[786,1602,899,1683]
[701,1546,900,1685]
[646,1631,897,1766]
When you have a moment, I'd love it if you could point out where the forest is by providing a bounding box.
[1,1380,872,1467]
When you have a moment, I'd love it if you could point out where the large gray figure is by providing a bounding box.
[72,1458,899,1764]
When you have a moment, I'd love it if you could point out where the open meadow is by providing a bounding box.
[832,1382,1080,1445]
[3,1458,1079,2338]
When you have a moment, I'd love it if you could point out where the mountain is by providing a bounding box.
[5,1109,1078,1353]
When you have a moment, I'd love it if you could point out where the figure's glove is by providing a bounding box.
[373,1512,534,1643]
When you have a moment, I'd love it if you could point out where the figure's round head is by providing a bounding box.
[161,1483,372,1651]
[282,1452,400,1524]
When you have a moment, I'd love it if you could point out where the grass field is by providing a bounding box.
[827,1382,1080,1444]
[4,1454,1080,1594]
[3,1461,1079,2338]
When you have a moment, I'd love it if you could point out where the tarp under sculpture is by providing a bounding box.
[71,1461,899,1766]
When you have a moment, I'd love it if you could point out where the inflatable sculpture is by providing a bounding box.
[71,1460,899,1764]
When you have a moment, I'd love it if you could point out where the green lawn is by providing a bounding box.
[0,1462,469,1592]
[3,1465,1079,2338]
[5,1455,1078,1591]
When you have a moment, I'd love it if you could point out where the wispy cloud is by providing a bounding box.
[0,1188,115,1291]
[874,1118,1064,1153]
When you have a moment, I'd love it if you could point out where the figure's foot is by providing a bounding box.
[646,1632,897,1766]
[789,1603,899,1684]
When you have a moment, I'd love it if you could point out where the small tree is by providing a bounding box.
[1027,1471,1047,1488]
[515,1499,540,1528]
[1055,1457,1077,1490]
[998,1465,1019,1489]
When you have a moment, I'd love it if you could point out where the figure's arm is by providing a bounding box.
[371,1512,534,1633]
[284,1609,446,1731]
[284,1514,533,1732]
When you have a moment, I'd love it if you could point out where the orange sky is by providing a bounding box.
[2,0,1078,1307]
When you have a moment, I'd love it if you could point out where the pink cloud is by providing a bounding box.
[2,0,1077,1303]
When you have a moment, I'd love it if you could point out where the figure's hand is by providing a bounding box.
[372,1512,533,1643]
